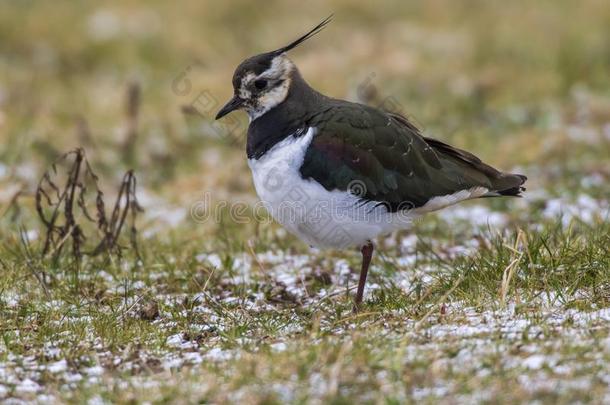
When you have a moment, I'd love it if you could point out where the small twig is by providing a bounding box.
[200,266,216,294]
[43,224,75,260]
[246,239,269,277]
[500,229,526,307]
[116,295,144,323]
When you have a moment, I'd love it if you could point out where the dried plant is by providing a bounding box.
[35,148,143,262]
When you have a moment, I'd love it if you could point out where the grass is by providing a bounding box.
[1,0,610,403]
[1,219,609,403]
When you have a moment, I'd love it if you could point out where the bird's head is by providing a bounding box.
[215,15,332,121]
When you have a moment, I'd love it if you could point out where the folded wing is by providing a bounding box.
[300,104,526,212]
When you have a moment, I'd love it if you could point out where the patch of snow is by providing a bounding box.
[412,385,449,401]
[97,271,115,284]
[65,373,84,383]
[270,342,287,352]
[522,354,547,370]
[46,359,68,373]
[87,395,107,405]
[396,254,416,268]
[16,378,40,394]
[183,352,204,364]
[400,234,418,252]
[166,334,183,348]
[543,194,609,227]
[163,354,184,370]
[205,347,234,362]
[24,229,39,241]
[85,366,104,377]
[197,253,222,269]
[2,291,21,308]
[37,394,56,403]
[439,204,508,229]
[580,173,605,188]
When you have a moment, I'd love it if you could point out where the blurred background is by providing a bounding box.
[1,2,610,402]
[0,0,609,237]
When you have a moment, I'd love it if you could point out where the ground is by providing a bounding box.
[1,1,609,403]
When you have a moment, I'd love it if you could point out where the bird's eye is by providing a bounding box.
[254,79,267,90]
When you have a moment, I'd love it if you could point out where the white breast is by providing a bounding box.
[247,127,419,249]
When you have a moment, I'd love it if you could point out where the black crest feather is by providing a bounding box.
[272,14,333,55]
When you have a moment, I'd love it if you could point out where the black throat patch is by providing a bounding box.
[245,69,322,159]
[246,108,308,160]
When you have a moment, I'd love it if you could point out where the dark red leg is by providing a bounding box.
[353,241,374,311]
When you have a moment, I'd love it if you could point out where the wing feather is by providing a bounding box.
[300,105,526,211]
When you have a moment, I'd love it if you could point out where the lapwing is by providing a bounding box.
[216,16,526,310]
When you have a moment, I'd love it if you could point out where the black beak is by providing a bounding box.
[215,96,243,120]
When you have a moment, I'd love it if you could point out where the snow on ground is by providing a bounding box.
[542,194,609,228]
[1,193,608,402]
[1,298,608,402]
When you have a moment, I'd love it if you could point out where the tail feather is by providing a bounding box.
[490,173,527,197]
[493,173,527,197]
[423,136,527,198]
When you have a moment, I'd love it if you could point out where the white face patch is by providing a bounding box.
[239,55,294,121]
[249,77,291,120]
[238,73,255,99]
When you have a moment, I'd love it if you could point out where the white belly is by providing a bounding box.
[247,128,417,249]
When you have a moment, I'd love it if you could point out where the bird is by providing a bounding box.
[215,16,526,310]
